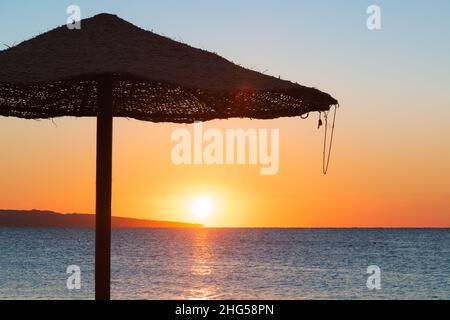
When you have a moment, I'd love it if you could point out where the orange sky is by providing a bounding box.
[1,3,449,227]
[1,106,449,227]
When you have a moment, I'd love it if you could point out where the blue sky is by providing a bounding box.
[1,1,449,110]
[3,0,448,146]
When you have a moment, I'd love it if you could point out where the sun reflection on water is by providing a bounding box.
[184,229,220,300]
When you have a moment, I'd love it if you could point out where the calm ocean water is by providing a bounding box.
[0,228,448,300]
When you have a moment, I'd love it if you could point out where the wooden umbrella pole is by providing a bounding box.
[95,76,113,300]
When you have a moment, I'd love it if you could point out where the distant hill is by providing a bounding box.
[0,210,202,228]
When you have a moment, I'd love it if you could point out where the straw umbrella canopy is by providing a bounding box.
[0,13,338,299]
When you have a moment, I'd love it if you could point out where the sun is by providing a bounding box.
[192,196,214,220]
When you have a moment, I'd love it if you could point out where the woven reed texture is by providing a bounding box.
[0,14,337,122]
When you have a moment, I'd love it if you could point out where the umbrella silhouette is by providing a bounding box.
[0,13,338,300]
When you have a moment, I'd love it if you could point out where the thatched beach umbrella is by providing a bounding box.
[0,13,338,300]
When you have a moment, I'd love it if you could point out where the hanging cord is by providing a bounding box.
[321,104,338,175]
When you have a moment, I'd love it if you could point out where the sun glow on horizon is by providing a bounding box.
[192,196,214,221]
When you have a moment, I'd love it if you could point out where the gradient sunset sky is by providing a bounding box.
[0,0,449,227]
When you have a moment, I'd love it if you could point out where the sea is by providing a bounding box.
[0,228,448,300]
